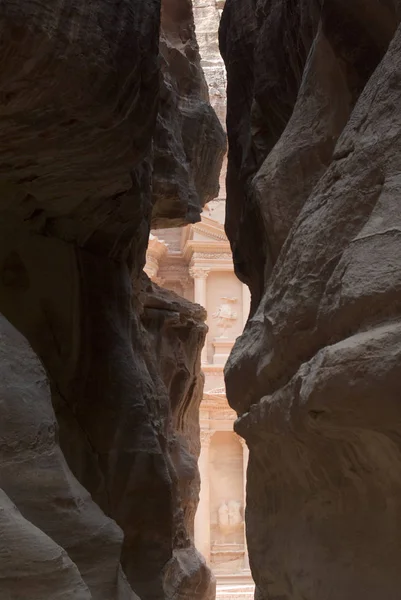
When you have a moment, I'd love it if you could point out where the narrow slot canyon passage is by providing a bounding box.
[145,3,254,596]
[145,204,253,600]
[1,1,401,600]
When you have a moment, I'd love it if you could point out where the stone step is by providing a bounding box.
[216,584,255,599]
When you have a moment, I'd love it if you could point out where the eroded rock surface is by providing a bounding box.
[0,314,136,600]
[192,0,227,127]
[192,0,228,200]
[221,1,401,599]
[0,0,223,598]
[140,279,216,600]
[153,1,225,227]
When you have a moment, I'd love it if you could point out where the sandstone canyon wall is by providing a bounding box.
[0,1,224,599]
[192,0,227,128]
[192,0,228,201]
[221,1,401,599]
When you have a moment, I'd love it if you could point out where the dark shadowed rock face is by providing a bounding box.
[0,314,137,600]
[0,0,223,599]
[140,280,216,600]
[153,0,225,227]
[221,1,401,599]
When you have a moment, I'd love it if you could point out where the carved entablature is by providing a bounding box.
[192,222,227,242]
[208,386,225,395]
[202,390,236,420]
[158,262,187,275]
[213,410,237,420]
[192,252,232,262]
[202,397,227,410]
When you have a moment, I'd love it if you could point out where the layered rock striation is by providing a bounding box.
[221,1,401,599]
[0,0,224,599]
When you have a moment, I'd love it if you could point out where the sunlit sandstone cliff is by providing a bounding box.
[220,1,401,599]
[0,1,224,599]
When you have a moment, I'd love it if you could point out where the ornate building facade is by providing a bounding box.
[145,3,254,596]
[145,201,254,599]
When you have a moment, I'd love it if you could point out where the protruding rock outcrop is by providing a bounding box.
[221,2,401,599]
[192,0,228,202]
[192,0,227,128]
[0,1,224,598]
[140,279,216,600]
[154,1,225,227]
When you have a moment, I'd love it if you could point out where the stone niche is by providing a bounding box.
[209,432,245,574]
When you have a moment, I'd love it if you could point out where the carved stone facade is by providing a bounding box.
[145,211,253,597]
[146,2,253,597]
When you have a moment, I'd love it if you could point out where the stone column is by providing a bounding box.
[190,267,210,364]
[194,429,214,564]
[242,283,251,328]
[239,436,250,570]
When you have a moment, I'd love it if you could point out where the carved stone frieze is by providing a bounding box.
[192,252,232,261]
[159,263,188,274]
[192,223,227,241]
[206,387,225,395]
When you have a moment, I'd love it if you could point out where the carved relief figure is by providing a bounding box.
[228,500,242,526]
[218,502,229,529]
[213,297,238,338]
[218,500,243,532]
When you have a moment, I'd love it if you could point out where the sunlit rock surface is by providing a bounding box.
[221,1,401,599]
[0,0,224,598]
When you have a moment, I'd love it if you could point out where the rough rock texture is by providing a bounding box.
[192,0,228,199]
[0,1,224,599]
[153,1,225,227]
[140,279,216,600]
[0,314,136,600]
[221,1,401,599]
[192,0,227,128]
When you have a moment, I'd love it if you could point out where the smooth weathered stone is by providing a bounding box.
[221,1,401,599]
[0,488,91,600]
[0,314,137,600]
[0,0,224,598]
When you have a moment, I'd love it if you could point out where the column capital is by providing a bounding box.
[200,429,215,447]
[189,266,210,280]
